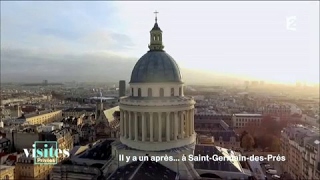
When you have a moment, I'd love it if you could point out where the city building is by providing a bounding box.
[0,136,11,153]
[280,125,320,179]
[50,139,114,180]
[118,80,126,97]
[3,105,22,118]
[14,128,73,180]
[15,156,53,180]
[105,16,199,179]
[16,109,62,125]
[0,165,15,180]
[38,128,74,156]
[63,107,96,118]
[231,113,263,129]
[194,114,232,127]
[260,103,291,120]
[194,116,240,151]
[194,119,241,151]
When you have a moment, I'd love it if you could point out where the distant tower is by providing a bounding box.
[16,105,22,117]
[95,89,104,120]
[119,80,126,97]
[43,80,48,86]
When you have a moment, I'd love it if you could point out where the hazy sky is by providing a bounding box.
[1,1,319,84]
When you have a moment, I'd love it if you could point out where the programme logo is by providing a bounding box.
[23,141,70,165]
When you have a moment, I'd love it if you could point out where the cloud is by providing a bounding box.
[1,1,318,84]
[1,46,249,85]
[0,47,137,83]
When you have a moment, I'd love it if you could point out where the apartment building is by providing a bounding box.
[0,165,15,180]
[63,107,95,118]
[231,113,262,128]
[194,116,241,151]
[261,103,291,120]
[15,128,74,180]
[15,156,53,180]
[280,125,320,180]
[17,109,62,125]
[38,128,74,154]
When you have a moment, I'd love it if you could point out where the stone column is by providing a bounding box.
[186,110,190,137]
[174,112,178,140]
[150,112,154,142]
[158,112,162,142]
[189,110,192,135]
[124,111,127,138]
[120,110,123,137]
[129,112,132,140]
[134,112,138,141]
[180,111,184,139]
[142,112,146,142]
[191,109,194,134]
[166,112,170,141]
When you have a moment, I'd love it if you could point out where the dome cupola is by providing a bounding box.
[130,12,182,84]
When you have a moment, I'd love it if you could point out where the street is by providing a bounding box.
[260,161,282,180]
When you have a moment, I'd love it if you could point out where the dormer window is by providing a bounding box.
[138,88,141,97]
[131,88,134,96]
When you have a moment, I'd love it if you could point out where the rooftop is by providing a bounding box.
[233,114,262,117]
[78,139,114,160]
[64,107,95,112]
[130,51,182,83]
[210,131,239,142]
[193,145,243,173]
[17,109,59,119]
[0,165,14,171]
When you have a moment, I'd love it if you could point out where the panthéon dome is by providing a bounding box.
[130,17,182,83]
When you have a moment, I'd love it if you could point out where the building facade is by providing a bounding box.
[17,110,62,125]
[0,165,15,180]
[280,125,320,180]
[15,157,53,180]
[261,103,291,120]
[194,116,241,151]
[231,114,262,129]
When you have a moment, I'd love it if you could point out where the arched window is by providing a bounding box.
[153,35,156,41]
[131,88,134,96]
[171,88,174,96]
[138,88,141,97]
[159,88,164,97]
[179,87,182,96]
[148,88,152,97]
[158,35,160,41]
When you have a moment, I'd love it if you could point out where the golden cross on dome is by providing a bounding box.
[154,11,159,23]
